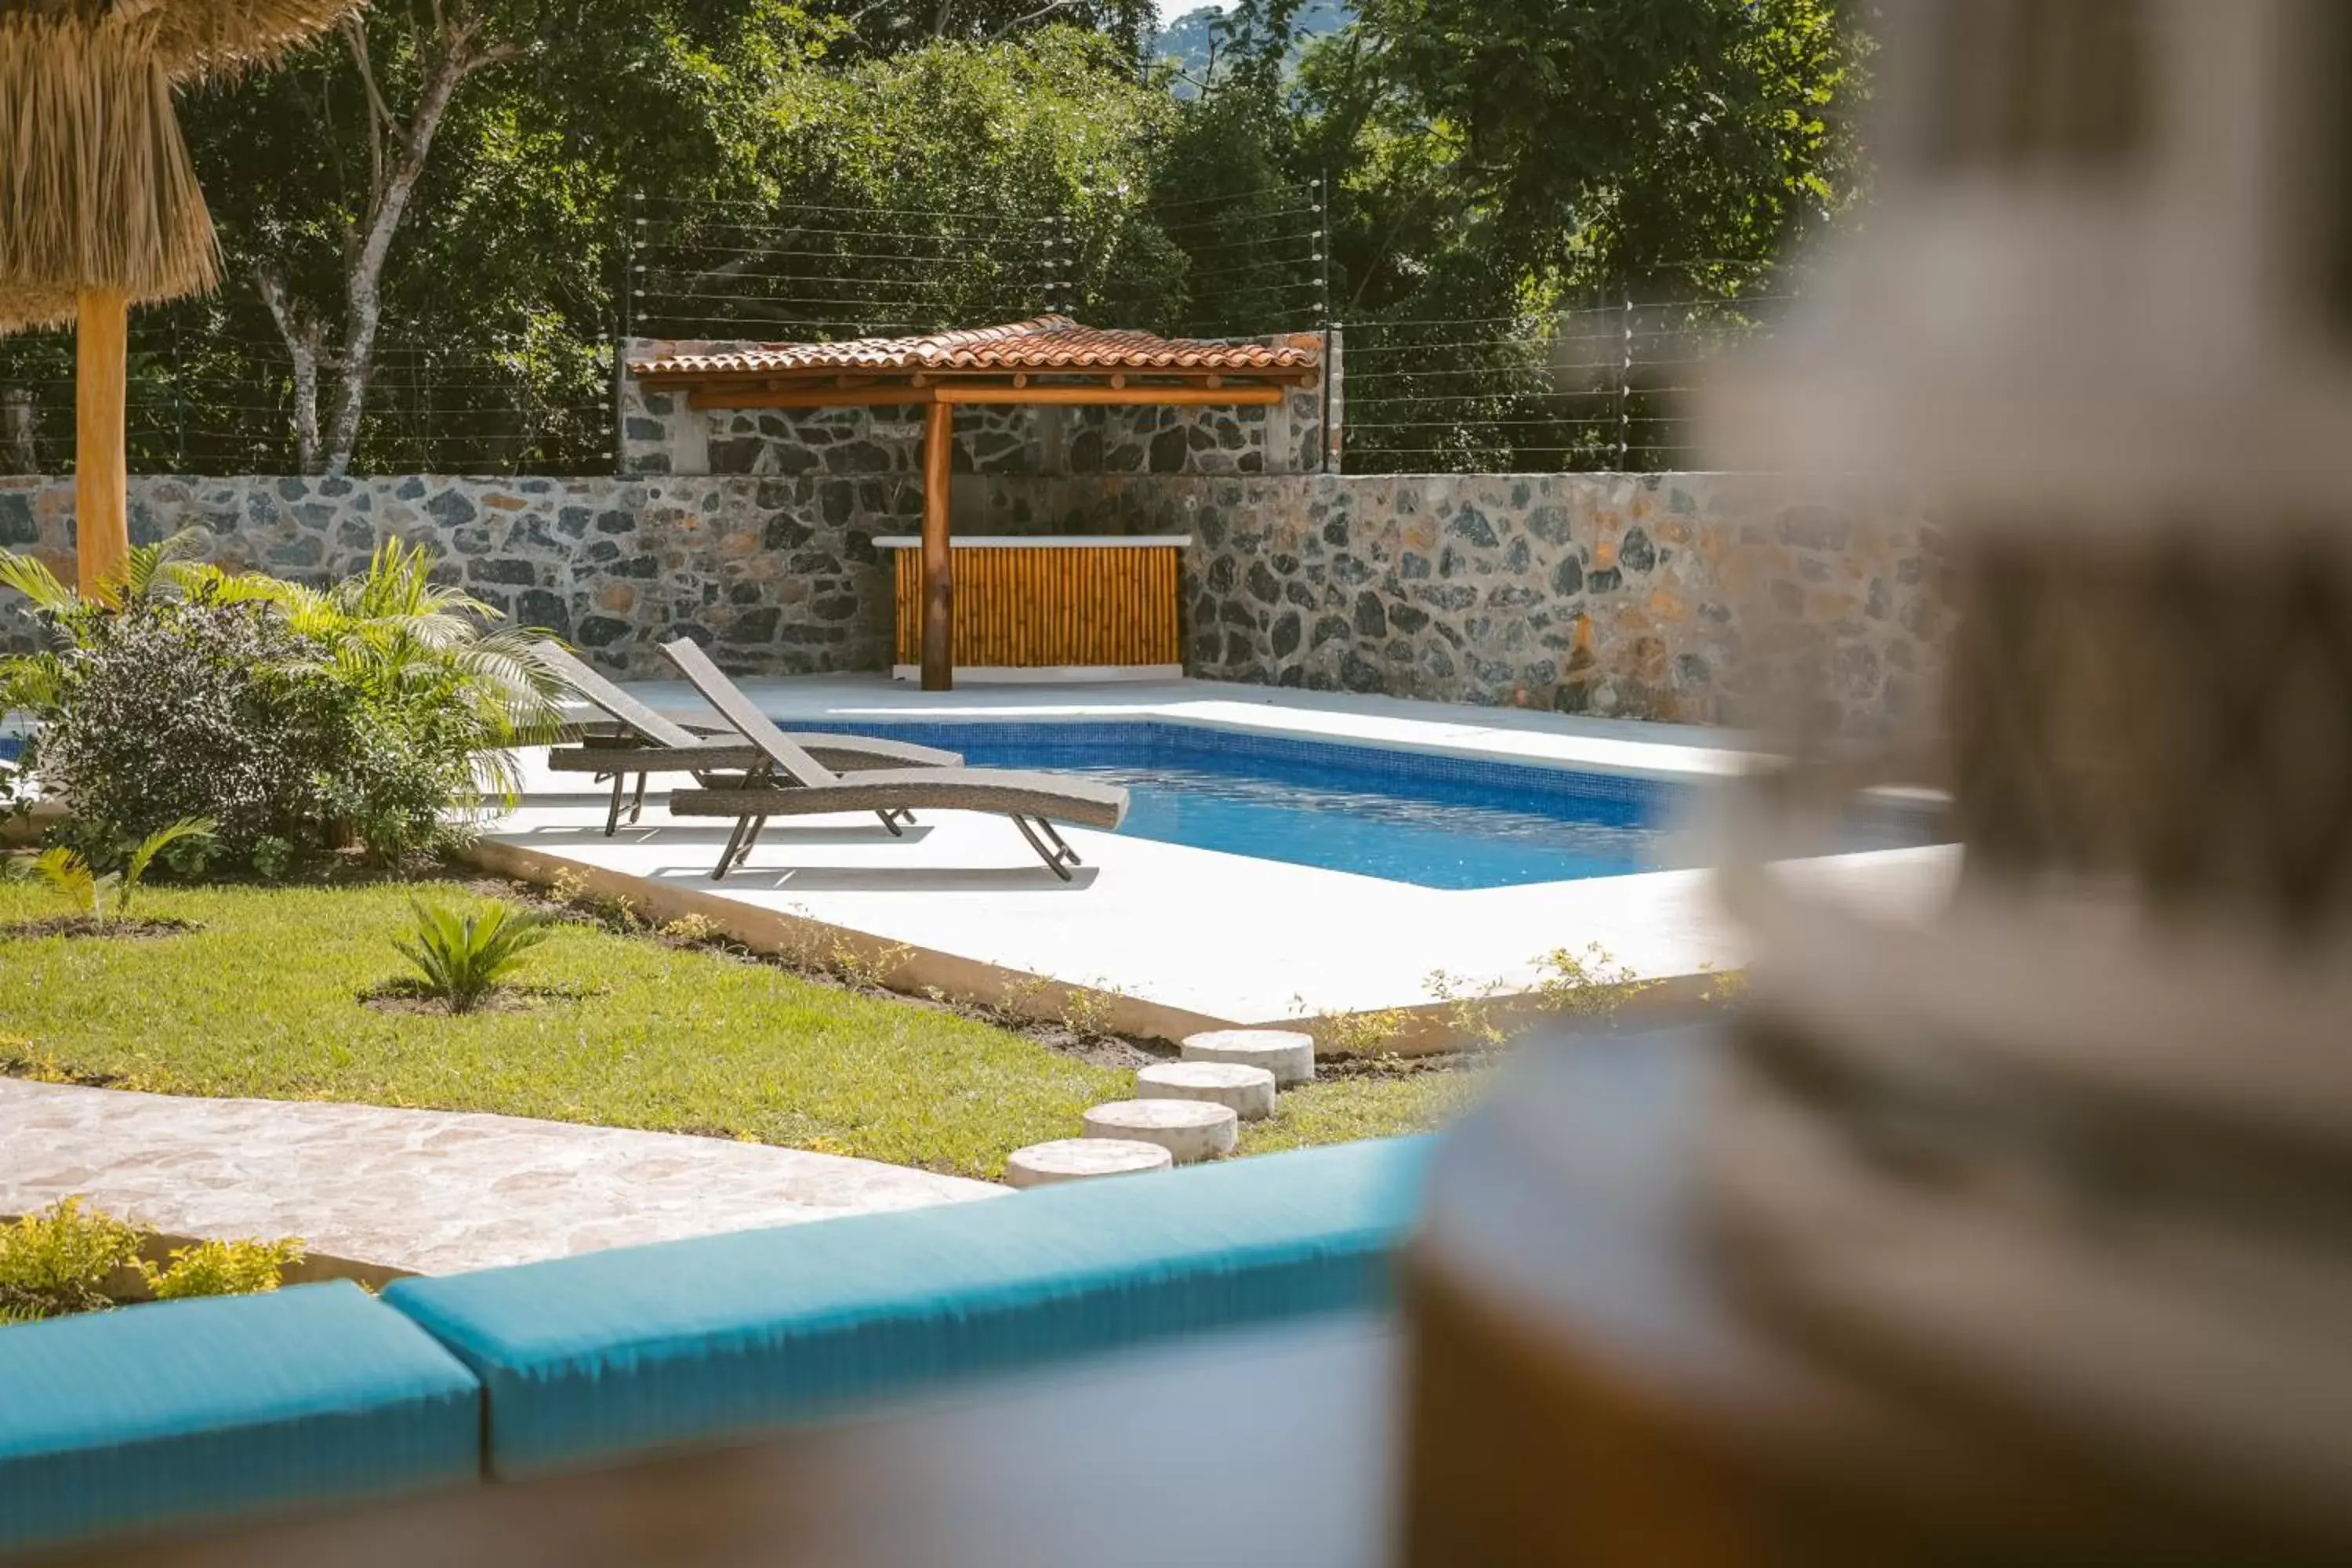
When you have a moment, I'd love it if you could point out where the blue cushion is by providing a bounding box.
[0,1280,482,1553]
[385,1136,1432,1475]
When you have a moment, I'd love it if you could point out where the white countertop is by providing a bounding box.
[873,535,1192,549]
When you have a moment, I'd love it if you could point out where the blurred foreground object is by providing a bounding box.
[1406,0,2352,1560]
[0,0,361,590]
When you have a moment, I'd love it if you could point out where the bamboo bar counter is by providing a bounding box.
[877,535,1189,681]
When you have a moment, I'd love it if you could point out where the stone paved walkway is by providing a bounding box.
[0,1079,1003,1279]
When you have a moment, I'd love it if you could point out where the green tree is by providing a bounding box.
[179,0,826,473]
[633,28,1186,339]
[812,0,1156,61]
[1316,0,1866,308]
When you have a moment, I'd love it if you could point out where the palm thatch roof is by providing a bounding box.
[0,0,361,332]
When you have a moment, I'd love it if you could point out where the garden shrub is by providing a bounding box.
[0,534,559,873]
[0,1198,144,1323]
[0,1199,307,1325]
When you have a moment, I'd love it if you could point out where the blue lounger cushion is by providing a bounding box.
[0,1279,483,1554]
[385,1135,1433,1476]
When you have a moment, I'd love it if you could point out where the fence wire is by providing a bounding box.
[0,318,613,478]
[0,180,1785,478]
[1334,294,1791,475]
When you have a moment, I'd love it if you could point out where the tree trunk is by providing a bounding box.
[256,267,324,471]
[0,389,36,474]
[249,11,518,474]
[320,27,507,475]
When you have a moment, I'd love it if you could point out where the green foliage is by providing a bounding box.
[0,1199,303,1324]
[142,1237,307,1303]
[0,1199,147,1321]
[6,819,217,925]
[747,28,1187,331]
[392,898,554,1012]
[1306,0,1866,307]
[0,535,559,871]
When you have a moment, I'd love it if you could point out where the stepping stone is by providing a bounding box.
[1082,1099,1239,1164]
[1136,1062,1276,1122]
[1181,1029,1316,1087]
[1003,1138,1172,1190]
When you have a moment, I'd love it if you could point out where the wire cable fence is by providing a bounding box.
[626,178,1330,346]
[0,180,1787,478]
[0,316,613,477]
[1335,292,1794,475]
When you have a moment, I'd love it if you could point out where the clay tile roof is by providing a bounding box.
[627,316,1318,379]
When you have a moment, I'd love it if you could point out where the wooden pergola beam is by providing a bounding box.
[683,382,1290,411]
[920,400,953,692]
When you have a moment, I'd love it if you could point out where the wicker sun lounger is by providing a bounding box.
[532,641,961,836]
[655,637,1128,881]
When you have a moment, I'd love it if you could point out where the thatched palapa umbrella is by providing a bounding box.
[0,0,361,593]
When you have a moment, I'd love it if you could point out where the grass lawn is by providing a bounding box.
[0,879,1477,1180]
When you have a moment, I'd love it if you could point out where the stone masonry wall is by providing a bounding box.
[968,471,1949,734]
[0,473,892,675]
[2,467,1945,735]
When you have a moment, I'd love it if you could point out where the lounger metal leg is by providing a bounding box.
[713,816,751,880]
[603,773,626,837]
[1010,815,1076,881]
[876,809,906,837]
[1033,817,1082,867]
[627,772,650,826]
[733,817,768,869]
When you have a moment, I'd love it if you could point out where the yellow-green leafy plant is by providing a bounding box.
[1423,967,1513,1046]
[5,816,215,926]
[1058,979,1127,1040]
[391,898,554,1014]
[1291,995,1412,1055]
[141,1237,307,1302]
[1530,942,1657,1018]
[0,1198,306,1326]
[659,912,720,943]
[0,1198,143,1322]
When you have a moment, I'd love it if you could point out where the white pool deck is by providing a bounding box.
[481,675,1956,1040]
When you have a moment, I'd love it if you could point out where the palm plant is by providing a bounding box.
[174,538,566,804]
[2,531,567,839]
[6,817,216,926]
[391,898,554,1014]
[0,527,203,614]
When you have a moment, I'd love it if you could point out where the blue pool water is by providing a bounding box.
[800,720,1709,890]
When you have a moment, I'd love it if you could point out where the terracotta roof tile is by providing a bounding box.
[628,316,1317,379]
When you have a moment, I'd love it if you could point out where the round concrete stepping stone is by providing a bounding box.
[1181,1029,1316,1087]
[1136,1061,1276,1121]
[1003,1138,1172,1189]
[1082,1099,1239,1163]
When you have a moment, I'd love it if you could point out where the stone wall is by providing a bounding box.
[968,471,1948,734]
[2,466,1946,735]
[0,473,891,675]
[619,336,1332,482]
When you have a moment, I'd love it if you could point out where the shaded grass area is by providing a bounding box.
[0,880,1475,1179]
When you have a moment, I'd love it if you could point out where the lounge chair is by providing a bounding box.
[532,641,961,837]
[655,637,1128,881]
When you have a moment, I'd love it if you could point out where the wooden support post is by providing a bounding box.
[920,399,954,691]
[74,288,131,599]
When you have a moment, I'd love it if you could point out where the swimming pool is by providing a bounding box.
[790,720,1934,891]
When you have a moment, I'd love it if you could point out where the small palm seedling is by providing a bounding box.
[392,899,554,1014]
[5,818,216,927]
